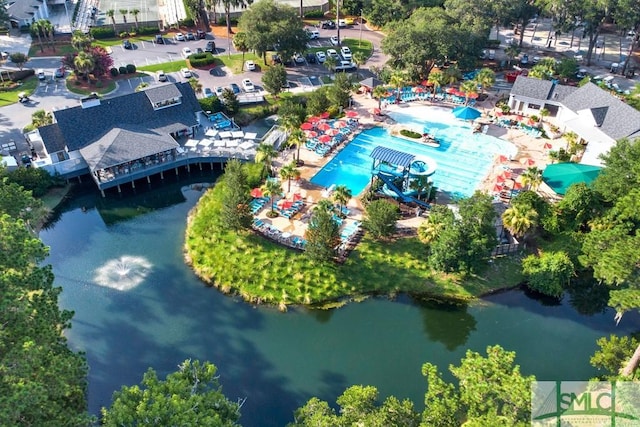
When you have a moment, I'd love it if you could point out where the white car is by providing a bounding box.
[307,28,320,39]
[175,32,186,42]
[242,78,255,92]
[340,46,352,60]
[330,36,339,46]
[214,86,224,96]
[338,19,347,28]
[245,60,256,71]
[180,68,192,78]
[182,47,192,58]
[293,53,305,64]
[326,49,339,60]
[157,70,167,82]
[315,51,326,63]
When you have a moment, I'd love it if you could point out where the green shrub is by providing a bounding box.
[179,18,195,27]
[110,67,119,77]
[399,129,422,139]
[217,17,238,26]
[199,97,224,114]
[118,66,128,75]
[188,53,216,67]
[95,81,103,88]
[304,9,324,18]
[119,31,130,38]
[125,64,136,73]
[137,26,158,36]
[90,27,116,39]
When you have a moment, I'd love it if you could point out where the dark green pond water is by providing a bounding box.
[39,177,640,427]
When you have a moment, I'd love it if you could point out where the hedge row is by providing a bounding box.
[188,52,216,67]
[110,64,137,76]
[91,26,159,40]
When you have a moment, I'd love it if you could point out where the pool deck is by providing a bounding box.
[269,89,559,237]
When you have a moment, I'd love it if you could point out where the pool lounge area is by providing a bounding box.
[310,106,517,199]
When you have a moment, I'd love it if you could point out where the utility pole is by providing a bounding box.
[359,9,363,47]
[336,0,340,45]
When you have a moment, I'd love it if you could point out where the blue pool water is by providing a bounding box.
[310,106,517,198]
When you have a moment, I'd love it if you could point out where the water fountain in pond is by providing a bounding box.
[94,256,152,291]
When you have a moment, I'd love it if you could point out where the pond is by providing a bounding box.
[40,178,640,426]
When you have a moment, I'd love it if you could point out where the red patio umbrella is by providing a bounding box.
[497,155,509,163]
[293,193,302,201]
[467,92,479,99]
[520,157,536,166]
[516,114,524,121]
[318,134,332,143]
[412,86,425,93]
[373,107,382,115]
[308,116,322,123]
[446,87,458,94]
[304,130,318,138]
[317,122,331,131]
[320,111,330,119]
[543,142,553,149]
[278,199,293,209]
[502,170,512,179]
[333,120,348,128]
[325,128,340,136]
[345,110,358,118]
[512,181,524,190]
[493,184,504,192]
[251,188,263,198]
[300,122,314,130]
[496,175,506,183]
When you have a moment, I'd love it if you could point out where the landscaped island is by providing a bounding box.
[184,165,523,310]
[390,125,441,148]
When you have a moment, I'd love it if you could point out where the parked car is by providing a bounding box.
[321,20,336,29]
[196,47,204,54]
[203,87,214,98]
[122,39,133,50]
[306,28,320,39]
[205,41,216,53]
[315,51,326,63]
[175,32,186,41]
[182,47,192,58]
[293,53,305,64]
[340,46,352,60]
[305,52,317,64]
[520,54,529,66]
[20,154,32,167]
[242,78,255,92]
[271,54,282,64]
[180,68,192,78]
[186,32,196,41]
[155,34,164,44]
[229,83,241,94]
[245,60,256,71]
[157,70,167,82]
[54,67,65,78]
[338,19,347,27]
[214,86,224,97]
[37,69,46,80]
[326,49,339,60]
[197,29,206,39]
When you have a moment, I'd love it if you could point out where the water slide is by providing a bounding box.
[377,172,431,209]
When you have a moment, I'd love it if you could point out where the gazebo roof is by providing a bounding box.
[359,77,383,89]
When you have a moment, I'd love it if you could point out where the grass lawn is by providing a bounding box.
[65,75,122,95]
[138,60,188,73]
[342,38,374,60]
[216,53,262,74]
[185,179,524,310]
[0,77,39,107]
[29,43,76,57]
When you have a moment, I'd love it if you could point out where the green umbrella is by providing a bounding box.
[542,162,602,195]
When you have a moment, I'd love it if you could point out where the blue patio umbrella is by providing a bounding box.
[452,106,482,121]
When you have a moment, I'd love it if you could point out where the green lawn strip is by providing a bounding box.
[215,53,262,74]
[28,44,76,57]
[0,77,39,107]
[342,38,373,60]
[185,182,524,309]
[138,60,188,73]
[93,37,157,48]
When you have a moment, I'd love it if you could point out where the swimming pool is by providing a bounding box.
[310,106,517,198]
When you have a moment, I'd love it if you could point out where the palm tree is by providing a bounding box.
[119,9,128,24]
[409,176,431,201]
[460,80,477,105]
[539,108,549,124]
[233,32,249,64]
[502,204,538,239]
[74,51,95,80]
[389,70,407,100]
[255,143,278,177]
[417,217,443,245]
[261,179,282,216]
[332,185,352,216]
[352,51,367,71]
[443,65,461,87]
[31,109,53,128]
[427,71,446,98]
[475,68,495,95]
[221,0,252,44]
[31,20,45,53]
[286,128,305,165]
[279,161,300,193]
[505,42,520,67]
[520,167,543,191]
[372,85,388,109]
[188,77,203,94]
[71,30,91,52]
[41,20,55,52]
[315,198,335,214]
[106,10,117,34]
[130,9,140,30]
